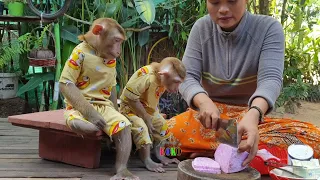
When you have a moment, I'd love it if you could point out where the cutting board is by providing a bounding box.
[177,159,261,180]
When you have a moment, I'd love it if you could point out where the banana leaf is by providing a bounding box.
[60,25,81,44]
[17,72,55,96]
[134,0,155,25]
[138,30,149,46]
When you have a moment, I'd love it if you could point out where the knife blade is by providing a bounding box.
[215,118,238,148]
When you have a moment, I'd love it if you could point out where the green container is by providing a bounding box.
[8,2,24,16]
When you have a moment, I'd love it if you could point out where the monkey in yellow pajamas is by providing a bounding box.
[120,57,186,173]
[59,18,139,180]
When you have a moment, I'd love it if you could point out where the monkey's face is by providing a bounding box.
[100,28,125,59]
[161,72,183,93]
[89,19,126,60]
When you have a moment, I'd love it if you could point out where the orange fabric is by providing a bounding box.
[166,101,320,158]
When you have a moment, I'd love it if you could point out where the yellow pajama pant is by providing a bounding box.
[123,109,170,150]
[64,102,131,137]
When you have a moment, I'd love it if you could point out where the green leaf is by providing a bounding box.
[181,31,187,41]
[154,0,166,6]
[126,0,135,8]
[293,6,303,32]
[98,3,118,17]
[122,6,137,19]
[134,0,155,25]
[114,0,122,13]
[126,31,133,39]
[106,3,118,17]
[61,25,81,44]
[138,30,149,46]
[17,72,55,96]
[121,16,140,28]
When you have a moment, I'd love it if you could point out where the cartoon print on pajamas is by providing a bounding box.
[100,86,112,98]
[135,126,145,142]
[76,76,90,89]
[109,120,126,135]
[68,49,85,70]
[137,66,149,77]
[155,86,165,98]
[104,59,116,68]
[160,122,169,138]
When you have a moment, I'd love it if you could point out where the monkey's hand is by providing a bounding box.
[87,112,106,130]
[126,98,155,135]
[60,82,106,130]
[110,86,119,111]
[144,114,155,136]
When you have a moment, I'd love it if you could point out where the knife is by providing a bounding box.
[215,118,238,148]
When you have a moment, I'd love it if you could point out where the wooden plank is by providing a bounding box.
[0,154,39,159]
[0,144,38,148]
[0,170,178,178]
[0,138,39,146]
[81,171,178,180]
[0,178,80,180]
[0,118,9,122]
[0,129,38,132]
[0,138,37,141]
[0,125,31,129]
[0,157,178,168]
[0,161,178,171]
[0,136,37,140]
[0,172,87,178]
[0,149,38,154]
[0,147,38,150]
[0,133,38,136]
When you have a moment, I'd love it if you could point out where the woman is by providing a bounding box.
[167,0,320,166]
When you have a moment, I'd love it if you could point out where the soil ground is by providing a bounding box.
[0,97,26,118]
[269,101,320,127]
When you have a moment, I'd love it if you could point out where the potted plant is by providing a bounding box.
[0,31,31,99]
[3,0,25,16]
[28,24,56,67]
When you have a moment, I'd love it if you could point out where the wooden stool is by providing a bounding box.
[8,110,105,168]
[177,159,261,180]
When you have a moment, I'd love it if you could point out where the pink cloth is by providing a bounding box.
[256,149,280,161]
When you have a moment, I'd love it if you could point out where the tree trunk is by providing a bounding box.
[281,0,288,25]
[259,0,270,15]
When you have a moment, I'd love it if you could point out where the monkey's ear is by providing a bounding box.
[92,24,104,35]
[173,76,183,82]
[158,64,171,76]
[158,71,169,76]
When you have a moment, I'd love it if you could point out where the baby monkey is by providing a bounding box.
[120,57,186,173]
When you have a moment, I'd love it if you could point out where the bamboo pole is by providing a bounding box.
[51,23,61,110]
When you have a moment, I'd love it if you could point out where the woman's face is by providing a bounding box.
[207,0,247,31]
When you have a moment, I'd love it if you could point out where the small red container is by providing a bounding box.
[249,144,288,175]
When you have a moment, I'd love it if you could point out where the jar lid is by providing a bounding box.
[288,144,314,160]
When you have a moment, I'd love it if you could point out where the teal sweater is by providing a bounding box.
[179,11,285,114]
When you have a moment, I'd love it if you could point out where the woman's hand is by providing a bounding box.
[199,101,220,129]
[193,93,220,129]
[237,109,260,166]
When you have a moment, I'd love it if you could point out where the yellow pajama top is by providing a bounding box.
[120,65,165,115]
